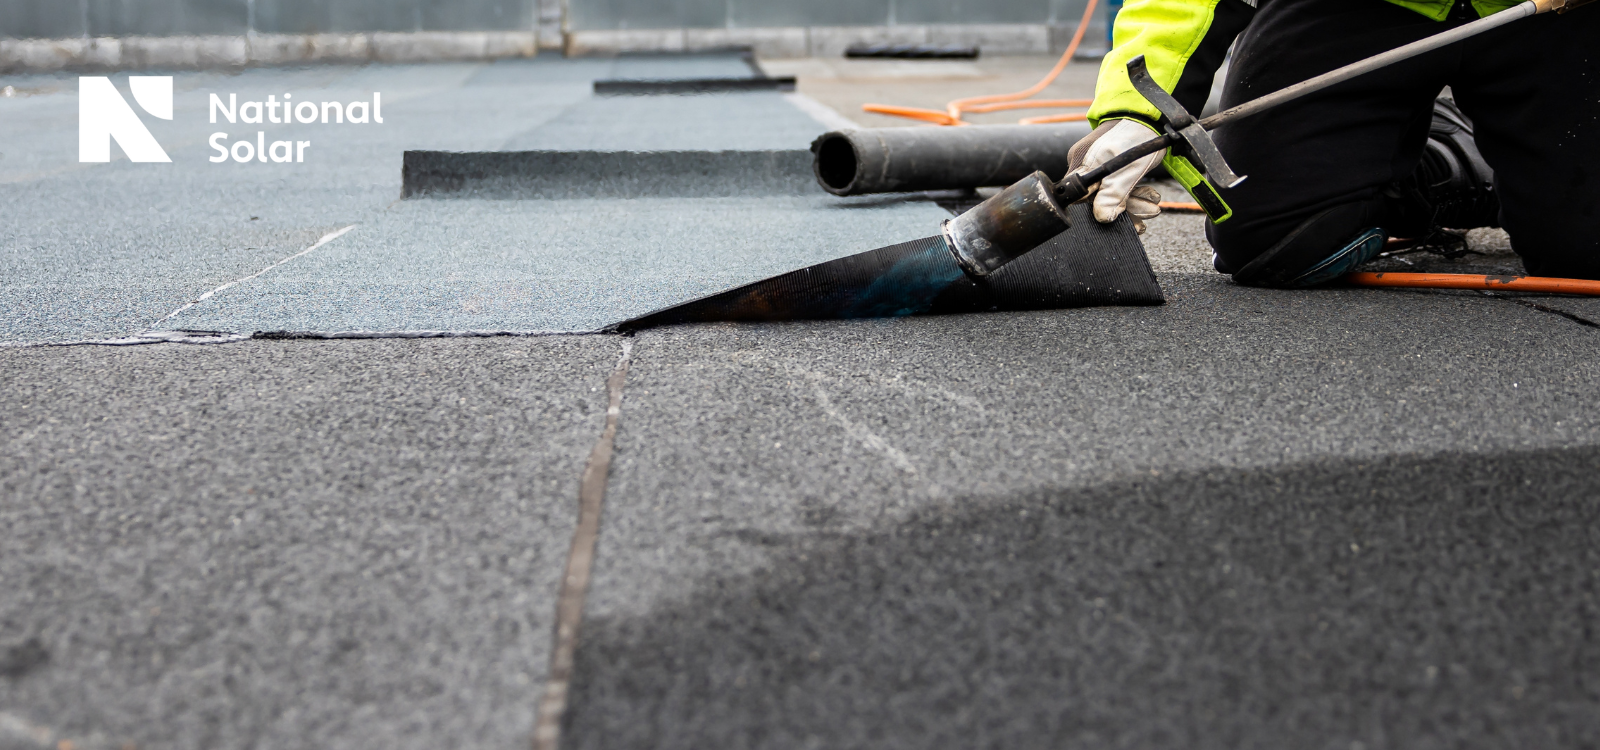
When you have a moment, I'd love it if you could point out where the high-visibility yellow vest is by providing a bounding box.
[1088,0,1521,127]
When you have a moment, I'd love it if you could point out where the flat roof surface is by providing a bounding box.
[3,53,1599,750]
[1,54,949,341]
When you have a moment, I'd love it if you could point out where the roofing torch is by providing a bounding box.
[941,0,1594,279]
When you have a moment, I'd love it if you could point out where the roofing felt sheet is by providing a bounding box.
[154,193,951,335]
[2,54,911,342]
[4,51,1152,342]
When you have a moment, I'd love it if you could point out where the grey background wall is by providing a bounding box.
[569,0,1093,30]
[0,0,1096,39]
[0,0,540,38]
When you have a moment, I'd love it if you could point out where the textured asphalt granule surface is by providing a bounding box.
[0,337,620,750]
[567,278,1600,749]
[2,54,873,343]
[3,53,1599,750]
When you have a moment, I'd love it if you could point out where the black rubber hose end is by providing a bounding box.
[812,133,860,196]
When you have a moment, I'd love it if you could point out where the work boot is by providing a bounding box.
[1383,96,1500,239]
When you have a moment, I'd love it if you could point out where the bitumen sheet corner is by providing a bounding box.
[4,52,1600,750]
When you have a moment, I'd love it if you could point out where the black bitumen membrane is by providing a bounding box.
[569,278,1600,750]
[568,445,1600,750]
[845,43,981,59]
[593,77,798,95]
[401,149,815,199]
[619,203,1162,330]
[4,51,1600,750]
[0,337,620,750]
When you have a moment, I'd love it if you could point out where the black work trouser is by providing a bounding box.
[1206,0,1600,280]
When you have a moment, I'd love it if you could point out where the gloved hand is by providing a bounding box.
[1066,119,1165,234]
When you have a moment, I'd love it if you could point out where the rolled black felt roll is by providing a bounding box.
[811,122,1093,196]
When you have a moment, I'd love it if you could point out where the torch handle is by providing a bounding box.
[1054,132,1178,204]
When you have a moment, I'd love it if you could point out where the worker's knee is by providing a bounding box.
[1207,201,1386,288]
[1501,218,1600,281]
[1518,252,1600,282]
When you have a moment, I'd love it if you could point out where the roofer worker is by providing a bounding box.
[1069,0,1599,286]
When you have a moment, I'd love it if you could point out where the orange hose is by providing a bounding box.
[861,0,1101,126]
[1018,112,1091,124]
[945,0,1101,120]
[1345,272,1600,296]
[859,104,964,126]
[962,98,1094,114]
[1158,201,1204,211]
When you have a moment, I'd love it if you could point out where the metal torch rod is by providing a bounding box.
[1200,0,1546,130]
[1058,0,1562,201]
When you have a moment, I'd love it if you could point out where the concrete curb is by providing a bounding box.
[0,31,539,73]
[0,23,1103,73]
[566,23,1100,58]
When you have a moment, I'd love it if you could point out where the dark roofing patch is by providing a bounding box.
[593,77,797,95]
[402,149,814,199]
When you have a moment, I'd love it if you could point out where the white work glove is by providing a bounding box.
[1065,119,1165,234]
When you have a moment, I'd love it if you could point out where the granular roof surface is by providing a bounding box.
[2,52,1598,750]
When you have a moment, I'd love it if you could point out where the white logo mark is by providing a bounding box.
[79,76,173,163]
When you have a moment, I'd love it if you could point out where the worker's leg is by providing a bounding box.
[1202,0,1460,285]
[1450,6,1600,279]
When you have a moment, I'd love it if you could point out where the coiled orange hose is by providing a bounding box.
[861,0,1102,126]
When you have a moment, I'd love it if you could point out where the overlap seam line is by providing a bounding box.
[533,338,632,750]
[0,225,358,349]
[1476,291,1600,329]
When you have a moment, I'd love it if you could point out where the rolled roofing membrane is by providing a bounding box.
[617,203,1163,331]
